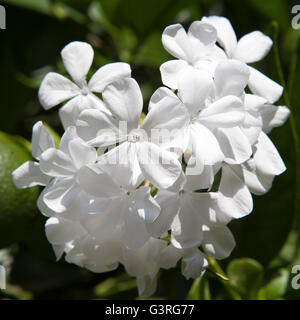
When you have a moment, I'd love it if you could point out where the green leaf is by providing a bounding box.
[2,0,52,15]
[227,258,264,299]
[0,131,40,248]
[94,275,137,298]
[258,268,289,300]
[186,276,211,300]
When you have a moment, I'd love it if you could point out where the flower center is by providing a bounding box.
[127,129,146,143]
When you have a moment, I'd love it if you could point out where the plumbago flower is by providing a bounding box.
[12,15,290,297]
[38,41,131,128]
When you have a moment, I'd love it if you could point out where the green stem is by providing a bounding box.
[207,257,242,300]
[271,21,300,254]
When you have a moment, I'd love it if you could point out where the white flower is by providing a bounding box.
[202,16,283,103]
[38,41,131,128]
[151,60,251,174]
[12,121,53,188]
[76,77,183,189]
[76,162,160,250]
[160,21,225,89]
[38,127,97,213]
[228,132,286,195]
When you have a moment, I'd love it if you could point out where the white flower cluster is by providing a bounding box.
[12,16,290,296]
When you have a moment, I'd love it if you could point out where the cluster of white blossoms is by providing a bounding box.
[12,16,290,296]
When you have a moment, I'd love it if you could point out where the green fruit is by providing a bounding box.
[0,132,40,248]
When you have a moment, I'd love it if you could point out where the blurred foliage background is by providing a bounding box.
[0,0,299,300]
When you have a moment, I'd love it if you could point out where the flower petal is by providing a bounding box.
[68,138,97,169]
[102,78,143,131]
[248,66,283,104]
[216,127,252,164]
[76,108,122,147]
[123,202,150,250]
[202,16,237,57]
[178,69,213,115]
[260,105,290,133]
[61,41,94,85]
[202,225,236,259]
[214,59,249,98]
[198,96,244,128]
[40,148,75,177]
[181,249,208,279]
[133,186,160,223]
[12,161,50,188]
[146,190,179,238]
[76,164,121,198]
[45,217,86,245]
[31,121,55,160]
[189,123,223,166]
[59,94,107,129]
[160,59,189,89]
[162,24,192,60]
[253,132,286,176]
[38,72,80,110]
[217,164,253,220]
[137,142,182,189]
[88,62,131,92]
[234,31,273,63]
[188,21,217,45]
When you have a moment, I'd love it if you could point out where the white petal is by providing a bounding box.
[137,142,182,189]
[216,127,252,164]
[248,66,283,104]
[218,164,253,220]
[260,105,290,133]
[88,62,131,92]
[31,121,55,160]
[214,59,249,98]
[67,138,97,170]
[136,274,158,297]
[159,60,189,89]
[81,200,122,241]
[190,123,223,166]
[61,41,94,85]
[198,96,244,128]
[202,16,237,57]
[231,161,274,195]
[101,142,143,190]
[42,178,79,213]
[234,31,273,63]
[159,245,182,269]
[178,69,213,115]
[45,217,86,245]
[171,204,203,250]
[59,94,107,129]
[244,93,267,112]
[148,86,178,111]
[133,186,160,223]
[12,161,50,188]
[102,78,143,131]
[185,164,216,190]
[188,21,217,45]
[38,72,80,110]
[253,132,286,176]
[147,190,180,237]
[162,24,192,60]
[181,249,208,279]
[40,148,75,177]
[123,202,150,250]
[202,225,236,259]
[76,164,121,198]
[141,88,189,140]
[76,108,122,147]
